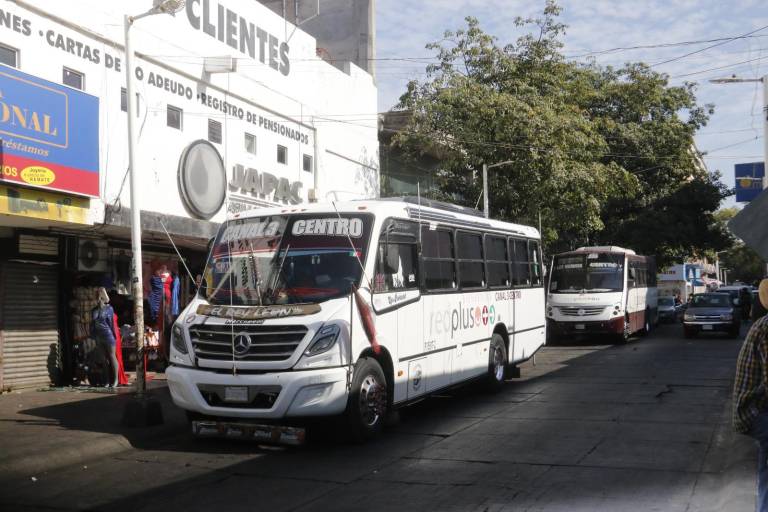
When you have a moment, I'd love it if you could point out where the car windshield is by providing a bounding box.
[549,253,624,293]
[691,295,730,308]
[202,214,373,306]
[658,297,674,306]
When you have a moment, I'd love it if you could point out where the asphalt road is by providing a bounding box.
[0,322,756,511]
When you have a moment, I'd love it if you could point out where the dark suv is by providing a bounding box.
[682,293,740,338]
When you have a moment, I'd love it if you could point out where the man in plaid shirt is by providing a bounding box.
[734,279,768,511]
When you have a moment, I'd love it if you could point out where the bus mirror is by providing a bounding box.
[384,244,399,274]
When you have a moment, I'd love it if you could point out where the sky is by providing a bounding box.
[375,0,768,209]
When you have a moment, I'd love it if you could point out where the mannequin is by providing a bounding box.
[91,287,118,387]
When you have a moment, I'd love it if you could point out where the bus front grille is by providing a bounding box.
[559,306,605,317]
[189,325,308,362]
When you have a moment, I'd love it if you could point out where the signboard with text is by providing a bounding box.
[0,64,99,197]
[735,162,765,203]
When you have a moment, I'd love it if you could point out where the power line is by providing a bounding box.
[671,55,768,78]
[650,25,768,68]
[565,34,768,59]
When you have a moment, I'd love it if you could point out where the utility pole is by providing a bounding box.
[121,0,185,427]
[482,160,515,218]
[709,74,768,189]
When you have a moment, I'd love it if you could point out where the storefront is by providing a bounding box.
[0,1,379,389]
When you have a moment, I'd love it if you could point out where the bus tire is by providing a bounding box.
[345,357,388,442]
[642,309,651,336]
[485,334,507,391]
[616,317,631,344]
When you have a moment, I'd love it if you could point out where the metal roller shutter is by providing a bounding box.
[1,262,59,390]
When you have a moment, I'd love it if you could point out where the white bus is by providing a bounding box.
[547,246,658,343]
[167,198,546,442]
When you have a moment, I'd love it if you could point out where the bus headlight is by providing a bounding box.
[171,323,188,355]
[305,324,340,356]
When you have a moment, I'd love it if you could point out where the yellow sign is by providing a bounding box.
[0,185,89,224]
[20,166,56,186]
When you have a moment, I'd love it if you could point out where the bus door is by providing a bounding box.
[373,220,424,402]
[511,238,545,361]
[420,225,456,391]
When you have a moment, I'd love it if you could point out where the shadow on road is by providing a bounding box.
[2,323,755,511]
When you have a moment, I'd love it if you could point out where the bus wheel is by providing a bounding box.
[616,317,631,344]
[642,309,651,336]
[485,334,507,391]
[345,357,388,442]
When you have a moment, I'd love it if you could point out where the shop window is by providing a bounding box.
[244,132,257,155]
[486,235,510,287]
[208,119,222,144]
[120,88,140,116]
[63,67,84,90]
[277,144,287,164]
[167,105,182,130]
[421,227,456,291]
[303,154,313,173]
[457,231,485,289]
[0,43,18,67]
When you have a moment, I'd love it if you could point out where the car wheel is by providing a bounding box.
[345,357,388,442]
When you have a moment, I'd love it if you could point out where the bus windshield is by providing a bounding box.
[202,214,373,306]
[550,253,625,293]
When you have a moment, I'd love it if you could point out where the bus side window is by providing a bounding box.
[510,238,531,287]
[421,227,456,290]
[529,240,541,287]
[457,231,485,289]
[486,235,510,288]
[374,242,419,293]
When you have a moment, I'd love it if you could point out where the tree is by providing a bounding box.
[393,1,730,266]
[714,208,766,284]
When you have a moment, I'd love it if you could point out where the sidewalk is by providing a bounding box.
[0,375,188,481]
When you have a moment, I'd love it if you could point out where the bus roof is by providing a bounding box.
[228,199,540,239]
[554,246,638,257]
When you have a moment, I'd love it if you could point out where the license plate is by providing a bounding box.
[702,325,713,331]
[575,324,585,330]
[224,386,249,403]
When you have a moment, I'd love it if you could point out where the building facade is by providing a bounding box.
[0,0,378,389]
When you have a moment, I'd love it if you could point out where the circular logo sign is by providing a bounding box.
[233,333,252,356]
[178,140,226,220]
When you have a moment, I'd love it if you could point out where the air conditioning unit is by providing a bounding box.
[77,239,108,272]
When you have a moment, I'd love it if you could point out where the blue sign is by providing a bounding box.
[0,64,99,197]
[735,162,765,203]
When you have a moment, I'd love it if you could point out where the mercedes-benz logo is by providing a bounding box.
[233,333,252,356]
[577,309,585,316]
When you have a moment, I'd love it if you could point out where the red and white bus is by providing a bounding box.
[547,246,657,342]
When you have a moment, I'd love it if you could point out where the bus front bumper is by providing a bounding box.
[166,365,349,419]
[548,316,624,335]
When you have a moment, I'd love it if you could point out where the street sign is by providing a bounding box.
[735,162,765,203]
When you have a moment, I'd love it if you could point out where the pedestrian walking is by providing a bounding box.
[733,279,768,511]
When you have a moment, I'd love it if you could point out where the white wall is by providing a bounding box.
[0,0,379,225]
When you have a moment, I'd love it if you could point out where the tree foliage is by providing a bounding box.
[393,1,731,266]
